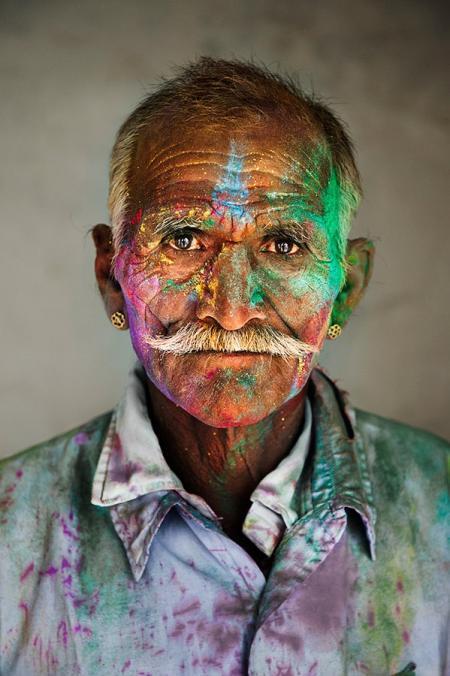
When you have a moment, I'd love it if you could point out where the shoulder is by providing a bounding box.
[354,408,449,469]
[0,412,112,531]
[354,408,448,520]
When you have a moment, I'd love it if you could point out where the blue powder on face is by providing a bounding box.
[212,141,250,222]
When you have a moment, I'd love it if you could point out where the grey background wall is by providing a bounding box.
[1,0,449,458]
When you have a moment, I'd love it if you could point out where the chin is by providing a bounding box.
[140,348,313,428]
[167,382,294,428]
[180,403,273,429]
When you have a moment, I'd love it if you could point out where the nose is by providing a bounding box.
[196,244,267,330]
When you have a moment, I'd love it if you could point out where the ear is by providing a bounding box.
[330,238,374,328]
[92,224,128,329]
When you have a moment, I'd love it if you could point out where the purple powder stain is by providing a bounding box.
[121,659,131,672]
[60,517,80,541]
[16,469,23,479]
[76,554,85,574]
[72,589,99,616]
[261,622,303,652]
[173,599,201,617]
[109,433,142,483]
[74,432,90,445]
[57,620,68,647]
[367,608,375,627]
[20,562,35,582]
[40,565,58,577]
[73,624,93,637]
[402,629,410,644]
[169,621,186,638]
[61,557,71,570]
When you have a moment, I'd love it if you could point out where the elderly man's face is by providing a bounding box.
[109,124,357,427]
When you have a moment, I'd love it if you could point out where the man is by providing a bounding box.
[0,58,447,676]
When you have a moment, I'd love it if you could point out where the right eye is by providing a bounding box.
[168,231,202,251]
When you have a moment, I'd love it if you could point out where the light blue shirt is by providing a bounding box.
[0,366,447,675]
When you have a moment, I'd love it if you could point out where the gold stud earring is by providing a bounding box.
[327,324,342,340]
[110,311,127,330]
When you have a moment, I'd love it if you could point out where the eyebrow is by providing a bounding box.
[260,221,313,244]
[150,213,329,260]
[152,215,205,239]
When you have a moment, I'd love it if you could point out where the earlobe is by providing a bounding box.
[91,224,128,329]
[330,238,375,329]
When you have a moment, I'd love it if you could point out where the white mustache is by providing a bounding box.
[145,323,319,358]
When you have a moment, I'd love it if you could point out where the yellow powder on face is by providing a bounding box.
[193,280,205,300]
[207,276,219,303]
[159,253,174,265]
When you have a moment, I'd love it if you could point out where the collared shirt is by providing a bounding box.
[0,367,448,675]
[91,362,313,568]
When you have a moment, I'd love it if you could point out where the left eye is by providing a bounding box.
[168,232,202,251]
[264,239,301,255]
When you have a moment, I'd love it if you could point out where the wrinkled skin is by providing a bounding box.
[93,122,373,552]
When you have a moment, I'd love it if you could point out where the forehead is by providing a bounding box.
[130,122,331,218]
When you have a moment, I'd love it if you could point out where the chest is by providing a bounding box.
[1,510,442,676]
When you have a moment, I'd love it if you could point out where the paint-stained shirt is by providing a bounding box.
[0,368,448,676]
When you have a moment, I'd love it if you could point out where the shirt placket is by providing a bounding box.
[248,370,375,671]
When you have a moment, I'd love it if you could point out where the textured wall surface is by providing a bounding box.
[1,0,449,457]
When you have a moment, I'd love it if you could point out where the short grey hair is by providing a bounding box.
[108,57,362,257]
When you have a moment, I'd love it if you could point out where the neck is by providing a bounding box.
[145,379,308,539]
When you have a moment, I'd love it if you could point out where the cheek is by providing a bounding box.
[119,265,204,347]
[254,260,336,335]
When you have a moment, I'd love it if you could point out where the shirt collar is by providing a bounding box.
[91,363,376,581]
[91,362,217,519]
[308,368,377,560]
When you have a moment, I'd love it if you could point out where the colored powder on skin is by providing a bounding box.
[250,286,265,307]
[236,372,257,391]
[211,142,250,222]
[163,278,195,294]
[268,143,357,304]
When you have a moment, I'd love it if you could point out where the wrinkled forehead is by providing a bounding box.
[129,120,332,215]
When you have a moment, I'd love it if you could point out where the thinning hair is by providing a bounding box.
[109,57,362,257]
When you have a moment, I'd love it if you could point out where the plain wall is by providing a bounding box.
[1,0,449,458]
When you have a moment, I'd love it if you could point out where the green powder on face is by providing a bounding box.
[236,372,257,390]
[250,286,265,307]
[269,143,359,296]
[164,279,183,291]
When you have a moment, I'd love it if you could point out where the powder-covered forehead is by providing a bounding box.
[127,120,333,219]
